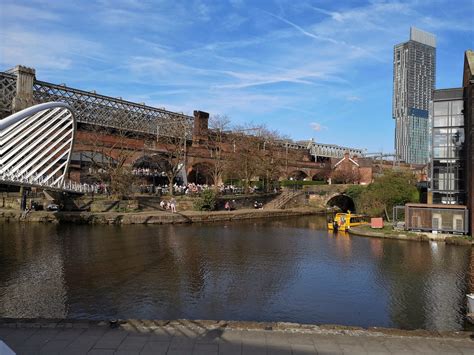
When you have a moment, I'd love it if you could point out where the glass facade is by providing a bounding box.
[393,28,436,164]
[430,91,465,205]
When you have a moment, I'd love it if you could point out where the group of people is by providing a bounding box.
[132,168,165,177]
[81,182,109,195]
[159,198,177,213]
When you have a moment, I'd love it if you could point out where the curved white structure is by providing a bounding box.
[0,102,76,189]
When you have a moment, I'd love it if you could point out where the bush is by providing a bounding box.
[355,170,419,217]
[193,189,217,211]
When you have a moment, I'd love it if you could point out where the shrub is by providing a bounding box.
[193,189,217,211]
[356,170,419,217]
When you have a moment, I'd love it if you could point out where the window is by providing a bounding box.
[433,102,448,116]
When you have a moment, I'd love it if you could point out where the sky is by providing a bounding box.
[1,0,473,153]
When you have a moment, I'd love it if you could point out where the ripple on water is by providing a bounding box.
[0,217,471,330]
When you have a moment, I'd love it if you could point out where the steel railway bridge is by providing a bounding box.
[0,65,370,193]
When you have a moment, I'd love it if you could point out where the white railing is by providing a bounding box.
[0,102,78,191]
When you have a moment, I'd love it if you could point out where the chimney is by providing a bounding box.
[193,110,209,145]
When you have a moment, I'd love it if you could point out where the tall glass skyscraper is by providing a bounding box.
[393,27,436,164]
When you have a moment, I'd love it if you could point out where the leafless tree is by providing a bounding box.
[331,164,361,184]
[254,127,286,192]
[206,114,231,191]
[225,125,261,194]
[80,125,138,198]
[156,117,191,195]
[225,124,286,193]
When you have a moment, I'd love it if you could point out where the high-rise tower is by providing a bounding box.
[393,27,436,164]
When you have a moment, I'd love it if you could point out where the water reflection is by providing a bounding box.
[0,224,67,318]
[0,217,470,331]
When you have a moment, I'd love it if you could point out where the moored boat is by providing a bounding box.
[327,211,369,231]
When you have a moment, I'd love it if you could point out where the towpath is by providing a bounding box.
[1,319,473,354]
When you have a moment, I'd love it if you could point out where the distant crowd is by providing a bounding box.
[81,181,273,196]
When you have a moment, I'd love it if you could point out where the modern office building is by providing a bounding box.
[393,27,436,164]
[429,88,465,205]
[427,50,474,234]
[463,50,474,234]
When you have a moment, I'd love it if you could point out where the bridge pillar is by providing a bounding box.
[7,65,36,113]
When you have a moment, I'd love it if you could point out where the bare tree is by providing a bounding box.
[156,118,191,195]
[80,125,137,198]
[206,114,231,191]
[331,164,361,184]
[254,127,286,192]
[225,125,262,194]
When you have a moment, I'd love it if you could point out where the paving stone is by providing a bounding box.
[167,337,195,353]
[80,328,108,337]
[60,349,88,355]
[220,329,243,342]
[0,327,14,338]
[193,343,219,354]
[402,339,438,353]
[39,339,72,354]
[287,333,314,345]
[360,339,390,353]
[92,330,127,349]
[196,328,225,343]
[338,342,368,354]
[241,342,267,354]
[242,332,266,345]
[218,342,242,355]
[53,329,86,341]
[382,339,416,353]
[66,334,102,352]
[2,325,474,355]
[26,329,60,342]
[1,328,38,347]
[87,350,114,355]
[116,335,147,351]
[427,340,463,354]
[148,328,175,342]
[313,337,343,350]
[291,343,317,354]
[140,341,169,354]
[265,332,289,347]
[457,345,474,355]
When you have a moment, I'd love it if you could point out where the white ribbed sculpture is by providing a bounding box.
[0,102,76,189]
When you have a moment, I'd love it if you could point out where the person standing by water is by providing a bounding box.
[170,198,177,213]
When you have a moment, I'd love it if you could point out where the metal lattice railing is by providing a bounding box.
[0,72,17,118]
[32,80,194,137]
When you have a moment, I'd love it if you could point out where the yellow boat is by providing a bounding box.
[327,211,369,231]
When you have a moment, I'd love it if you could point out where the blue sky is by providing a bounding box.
[1,0,473,152]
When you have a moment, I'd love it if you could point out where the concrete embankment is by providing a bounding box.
[349,225,473,245]
[0,207,323,225]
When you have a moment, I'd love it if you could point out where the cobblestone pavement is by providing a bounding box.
[1,321,473,355]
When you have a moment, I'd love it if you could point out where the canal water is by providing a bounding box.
[0,216,471,331]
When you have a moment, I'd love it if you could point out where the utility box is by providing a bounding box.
[371,217,384,229]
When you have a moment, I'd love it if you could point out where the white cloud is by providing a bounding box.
[0,3,58,22]
[310,122,327,132]
[347,95,362,102]
[0,27,101,71]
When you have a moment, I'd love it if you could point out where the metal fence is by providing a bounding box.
[393,205,469,234]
